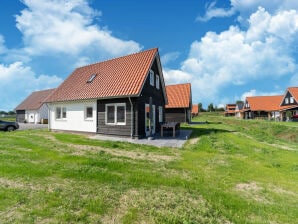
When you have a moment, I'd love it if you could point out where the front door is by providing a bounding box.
[145,104,155,136]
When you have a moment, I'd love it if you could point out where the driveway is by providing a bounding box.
[18,123,48,130]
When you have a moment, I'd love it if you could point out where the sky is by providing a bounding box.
[1,0,298,111]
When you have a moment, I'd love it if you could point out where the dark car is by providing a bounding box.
[290,114,298,122]
[0,120,19,131]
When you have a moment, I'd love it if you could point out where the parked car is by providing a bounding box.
[0,120,19,131]
[290,114,298,122]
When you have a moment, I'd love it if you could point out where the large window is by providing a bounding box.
[85,106,93,119]
[56,106,67,119]
[105,103,126,125]
[290,97,294,104]
[285,98,289,104]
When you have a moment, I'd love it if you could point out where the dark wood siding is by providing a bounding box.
[96,58,166,139]
[136,59,166,138]
[97,98,133,137]
[16,110,25,123]
[281,91,297,106]
[165,108,190,123]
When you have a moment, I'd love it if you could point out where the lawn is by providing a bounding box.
[0,113,297,223]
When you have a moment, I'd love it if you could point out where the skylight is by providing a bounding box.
[87,74,97,83]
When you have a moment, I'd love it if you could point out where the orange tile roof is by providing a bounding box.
[246,95,284,111]
[192,104,199,114]
[165,83,191,108]
[15,88,56,110]
[46,48,162,102]
[288,87,298,101]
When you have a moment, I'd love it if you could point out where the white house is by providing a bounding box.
[15,88,56,124]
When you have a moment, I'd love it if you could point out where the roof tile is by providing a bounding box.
[165,83,191,108]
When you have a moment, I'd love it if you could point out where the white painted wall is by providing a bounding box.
[26,110,39,124]
[48,100,97,133]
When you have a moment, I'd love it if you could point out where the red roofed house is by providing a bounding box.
[15,88,56,124]
[279,87,298,120]
[192,104,199,118]
[224,104,236,117]
[45,48,168,138]
[243,95,284,120]
[165,83,192,123]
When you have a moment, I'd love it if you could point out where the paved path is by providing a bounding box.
[18,123,48,130]
[90,130,192,148]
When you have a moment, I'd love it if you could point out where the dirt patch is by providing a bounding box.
[235,182,270,203]
[189,137,200,145]
[0,177,40,191]
[66,143,178,162]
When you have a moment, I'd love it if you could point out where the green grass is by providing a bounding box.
[0,113,297,223]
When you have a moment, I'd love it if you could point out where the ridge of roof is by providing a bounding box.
[76,48,158,70]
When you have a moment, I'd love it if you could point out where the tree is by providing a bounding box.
[198,103,204,112]
[208,103,214,112]
[8,111,16,115]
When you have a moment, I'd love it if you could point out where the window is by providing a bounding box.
[105,103,126,125]
[149,70,154,86]
[85,106,93,119]
[158,106,163,122]
[156,75,160,89]
[87,74,97,83]
[285,98,289,104]
[56,106,66,119]
[290,97,294,104]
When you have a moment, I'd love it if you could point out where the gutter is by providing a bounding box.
[128,97,134,138]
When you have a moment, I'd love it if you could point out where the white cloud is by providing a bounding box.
[240,89,282,101]
[0,62,62,111]
[198,0,298,22]
[167,7,298,106]
[16,0,141,57]
[197,1,235,22]
[0,35,7,54]
[161,52,180,66]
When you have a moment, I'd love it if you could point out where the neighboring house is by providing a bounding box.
[224,104,236,117]
[235,102,244,119]
[45,48,167,138]
[279,87,298,121]
[165,83,192,123]
[15,88,56,123]
[243,95,284,120]
[192,104,199,118]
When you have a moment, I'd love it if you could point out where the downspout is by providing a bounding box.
[129,97,134,139]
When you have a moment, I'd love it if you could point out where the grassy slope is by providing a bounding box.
[0,113,297,223]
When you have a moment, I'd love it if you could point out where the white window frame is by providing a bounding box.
[85,106,93,120]
[290,97,294,104]
[149,70,154,86]
[285,98,289,104]
[158,106,163,122]
[156,75,160,89]
[55,106,67,120]
[105,103,126,125]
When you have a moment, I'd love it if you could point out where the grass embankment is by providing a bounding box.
[0,113,297,223]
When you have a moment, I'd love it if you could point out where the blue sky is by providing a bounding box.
[1,0,298,111]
